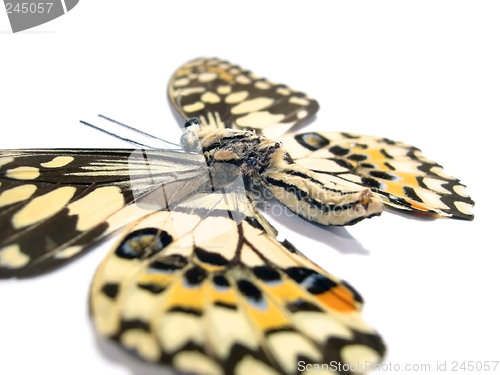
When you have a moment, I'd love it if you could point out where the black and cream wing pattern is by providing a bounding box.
[0,148,207,278]
[91,191,386,375]
[0,146,386,374]
[169,57,474,221]
[0,56,475,375]
[168,57,319,139]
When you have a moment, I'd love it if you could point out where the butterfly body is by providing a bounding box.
[189,125,384,226]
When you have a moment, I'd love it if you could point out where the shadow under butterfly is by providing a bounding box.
[0,57,474,375]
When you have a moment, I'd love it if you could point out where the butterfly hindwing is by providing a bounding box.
[280,131,474,220]
[0,148,209,278]
[90,192,385,375]
[168,57,320,138]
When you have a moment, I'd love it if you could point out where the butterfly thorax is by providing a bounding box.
[202,129,286,178]
[181,125,284,181]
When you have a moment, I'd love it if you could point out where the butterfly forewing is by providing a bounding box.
[90,191,385,375]
[168,57,320,139]
[280,131,474,220]
[0,149,208,278]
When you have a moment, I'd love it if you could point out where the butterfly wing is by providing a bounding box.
[0,149,208,278]
[90,191,385,375]
[279,131,474,220]
[168,57,319,138]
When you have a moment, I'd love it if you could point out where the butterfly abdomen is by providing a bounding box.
[260,158,384,226]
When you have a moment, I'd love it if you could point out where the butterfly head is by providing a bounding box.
[180,118,203,153]
[183,117,201,129]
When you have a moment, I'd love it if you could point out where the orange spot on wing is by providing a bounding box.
[409,200,433,212]
[209,284,238,307]
[360,148,387,161]
[164,278,205,312]
[242,297,289,332]
[380,174,434,213]
[315,286,357,313]
[259,280,305,304]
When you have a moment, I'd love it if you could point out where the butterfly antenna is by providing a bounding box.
[79,120,155,149]
[98,114,180,148]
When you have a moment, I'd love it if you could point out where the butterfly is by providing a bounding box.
[0,57,474,375]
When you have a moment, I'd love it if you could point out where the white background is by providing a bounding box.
[1,2,499,374]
